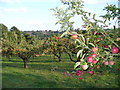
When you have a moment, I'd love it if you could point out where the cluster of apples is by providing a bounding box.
[81,47,98,70]
[103,60,114,65]
[71,34,119,70]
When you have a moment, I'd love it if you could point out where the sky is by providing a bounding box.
[0,0,119,31]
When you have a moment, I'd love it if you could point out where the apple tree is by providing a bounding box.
[51,0,120,71]
[43,36,79,62]
[1,25,43,68]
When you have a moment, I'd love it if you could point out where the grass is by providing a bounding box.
[2,54,120,88]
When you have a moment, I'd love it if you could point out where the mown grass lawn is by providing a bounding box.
[2,54,120,88]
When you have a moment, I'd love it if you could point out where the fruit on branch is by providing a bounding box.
[92,59,98,64]
[81,64,89,70]
[116,37,120,41]
[92,47,98,53]
[112,47,119,54]
[104,45,109,48]
[91,53,97,58]
[103,61,109,65]
[89,71,94,75]
[96,65,100,69]
[87,56,93,63]
[55,37,60,40]
[71,34,79,39]
[109,61,115,65]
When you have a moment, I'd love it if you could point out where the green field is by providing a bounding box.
[2,54,120,88]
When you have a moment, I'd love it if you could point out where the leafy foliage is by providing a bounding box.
[1,25,43,68]
[52,0,120,71]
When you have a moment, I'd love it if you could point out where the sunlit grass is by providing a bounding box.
[2,54,120,88]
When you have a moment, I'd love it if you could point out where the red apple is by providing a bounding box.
[92,31,96,35]
[81,64,89,70]
[89,71,94,75]
[118,68,120,71]
[87,56,93,63]
[71,34,79,39]
[92,60,97,64]
[104,45,108,48]
[109,61,115,65]
[76,70,82,73]
[76,72,81,76]
[96,65,100,69]
[103,61,109,65]
[92,47,98,53]
[55,37,60,40]
[63,72,67,75]
[91,53,97,58]
[78,77,83,80]
[112,47,119,54]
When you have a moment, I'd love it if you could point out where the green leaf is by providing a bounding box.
[77,49,83,58]
[71,32,78,34]
[79,34,85,43]
[88,13,91,16]
[70,22,74,25]
[74,62,81,69]
[57,20,63,24]
[60,31,68,38]
[88,43,95,47]
[104,19,107,23]
[76,39,81,44]
[93,14,96,19]
[97,20,103,23]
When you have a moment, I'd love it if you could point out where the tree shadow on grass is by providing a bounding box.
[2,72,58,88]
[2,71,119,88]
[2,61,120,88]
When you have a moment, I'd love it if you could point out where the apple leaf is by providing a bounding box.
[74,62,81,69]
[79,34,85,43]
[77,49,83,58]
[88,43,95,47]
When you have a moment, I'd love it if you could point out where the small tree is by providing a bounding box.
[100,4,120,29]
[2,26,43,68]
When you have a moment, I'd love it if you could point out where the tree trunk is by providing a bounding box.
[65,51,76,63]
[58,56,61,62]
[53,53,62,62]
[76,55,81,63]
[113,25,116,30]
[23,59,28,69]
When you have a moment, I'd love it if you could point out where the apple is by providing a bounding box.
[89,71,94,75]
[68,73,72,76]
[78,77,83,80]
[116,37,120,41]
[71,34,79,39]
[96,65,100,69]
[55,37,60,40]
[76,70,82,73]
[92,60,97,64]
[76,70,82,76]
[76,72,81,76]
[91,53,97,58]
[109,61,115,65]
[92,31,96,35]
[63,72,67,75]
[81,64,89,70]
[87,56,93,63]
[92,47,98,53]
[118,68,120,71]
[104,45,108,48]
[112,47,119,54]
[103,61,109,65]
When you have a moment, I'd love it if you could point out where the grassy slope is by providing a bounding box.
[2,54,120,88]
